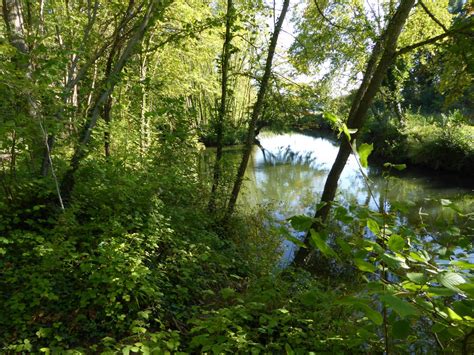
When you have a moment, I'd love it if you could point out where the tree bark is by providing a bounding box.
[294,0,416,267]
[224,0,290,220]
[208,0,233,213]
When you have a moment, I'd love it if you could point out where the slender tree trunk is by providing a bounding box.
[60,0,170,203]
[294,0,416,266]
[208,0,233,213]
[224,0,290,220]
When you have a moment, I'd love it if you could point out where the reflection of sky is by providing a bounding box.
[246,132,372,217]
[240,132,473,266]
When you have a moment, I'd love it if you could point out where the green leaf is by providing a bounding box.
[383,162,407,171]
[338,297,383,325]
[392,319,411,339]
[380,294,418,318]
[406,272,427,285]
[387,234,405,252]
[458,283,474,298]
[437,272,466,292]
[354,258,376,273]
[323,112,339,124]
[357,143,373,168]
[288,215,313,231]
[427,287,456,297]
[285,235,306,248]
[446,307,463,321]
[309,229,336,258]
[382,253,409,270]
[342,124,357,141]
[362,305,383,325]
[451,261,474,270]
[336,236,352,255]
[367,218,380,235]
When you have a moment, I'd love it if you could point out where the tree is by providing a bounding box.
[60,0,173,203]
[208,0,234,213]
[224,0,291,220]
[294,0,417,266]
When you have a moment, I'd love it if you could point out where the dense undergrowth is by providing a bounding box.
[1,128,473,353]
[362,110,474,174]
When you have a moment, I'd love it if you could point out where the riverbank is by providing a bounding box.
[361,112,474,176]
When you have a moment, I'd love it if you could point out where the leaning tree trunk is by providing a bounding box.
[294,0,416,266]
[208,0,234,213]
[60,0,172,204]
[224,0,290,220]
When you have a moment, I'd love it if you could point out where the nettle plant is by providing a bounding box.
[289,115,474,353]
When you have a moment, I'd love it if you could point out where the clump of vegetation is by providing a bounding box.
[404,111,474,172]
[361,111,474,173]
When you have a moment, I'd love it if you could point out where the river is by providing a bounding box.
[203,131,474,265]
[237,131,474,265]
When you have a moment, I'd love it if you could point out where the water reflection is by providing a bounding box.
[238,131,474,265]
[243,131,473,218]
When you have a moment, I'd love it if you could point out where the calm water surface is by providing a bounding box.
[236,131,474,265]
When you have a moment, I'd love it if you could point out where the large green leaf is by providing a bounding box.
[406,272,427,285]
[367,218,380,235]
[392,319,411,339]
[354,258,376,273]
[382,253,409,270]
[309,229,336,258]
[387,234,405,252]
[437,272,466,293]
[288,215,313,231]
[380,294,418,318]
[357,143,373,168]
[458,283,474,298]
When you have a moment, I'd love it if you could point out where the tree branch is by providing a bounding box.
[419,0,447,32]
[395,21,474,57]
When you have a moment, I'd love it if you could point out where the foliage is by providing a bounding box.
[361,111,474,173]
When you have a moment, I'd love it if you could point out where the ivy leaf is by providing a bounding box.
[380,294,418,318]
[357,143,373,168]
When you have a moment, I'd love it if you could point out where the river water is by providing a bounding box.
[236,131,474,265]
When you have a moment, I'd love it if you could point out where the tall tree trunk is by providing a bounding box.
[60,0,171,204]
[294,0,416,266]
[208,0,233,213]
[224,0,290,220]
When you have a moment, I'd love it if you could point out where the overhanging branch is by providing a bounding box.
[395,20,474,57]
[419,0,448,32]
